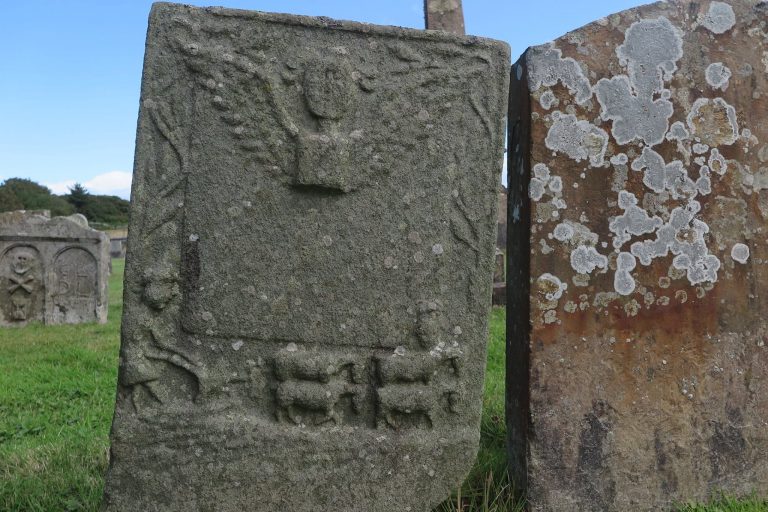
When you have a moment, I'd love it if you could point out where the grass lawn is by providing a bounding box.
[0,259,765,511]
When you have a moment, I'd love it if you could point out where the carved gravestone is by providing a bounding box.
[102,4,509,511]
[0,210,109,326]
[508,1,768,510]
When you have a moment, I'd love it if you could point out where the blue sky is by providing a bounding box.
[0,0,644,199]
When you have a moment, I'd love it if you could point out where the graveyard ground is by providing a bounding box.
[0,259,765,512]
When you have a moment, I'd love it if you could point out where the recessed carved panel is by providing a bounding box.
[52,247,98,324]
[0,246,44,324]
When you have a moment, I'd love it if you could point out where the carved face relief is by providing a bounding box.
[303,60,354,121]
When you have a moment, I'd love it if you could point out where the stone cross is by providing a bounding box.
[508,1,768,510]
[0,210,109,326]
[102,4,509,511]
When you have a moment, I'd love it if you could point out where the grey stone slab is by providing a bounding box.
[0,210,109,326]
[102,4,509,511]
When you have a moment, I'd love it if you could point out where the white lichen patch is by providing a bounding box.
[614,252,637,296]
[526,43,593,105]
[630,200,721,285]
[537,273,568,301]
[529,163,552,201]
[666,121,690,142]
[549,176,564,193]
[631,147,708,199]
[687,97,739,147]
[693,143,710,155]
[553,222,575,242]
[571,245,609,274]
[539,90,558,110]
[545,111,609,167]
[530,163,568,223]
[534,162,551,180]
[595,17,682,147]
[567,221,600,247]
[609,190,664,249]
[708,148,728,175]
[699,1,736,34]
[731,243,750,264]
[610,153,628,166]
[705,62,732,91]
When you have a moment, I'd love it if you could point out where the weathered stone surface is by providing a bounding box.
[508,1,768,510]
[0,210,109,326]
[102,4,508,511]
[424,0,465,35]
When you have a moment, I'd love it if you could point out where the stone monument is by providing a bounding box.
[508,1,768,510]
[0,210,109,326]
[102,4,509,511]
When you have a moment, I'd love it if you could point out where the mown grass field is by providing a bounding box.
[0,259,766,511]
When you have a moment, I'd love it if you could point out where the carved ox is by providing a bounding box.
[376,351,461,385]
[377,384,458,429]
[275,380,351,425]
[273,351,362,384]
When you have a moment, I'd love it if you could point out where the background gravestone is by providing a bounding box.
[0,210,109,326]
[102,4,509,511]
[508,1,768,510]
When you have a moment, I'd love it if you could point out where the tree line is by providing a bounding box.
[0,178,130,228]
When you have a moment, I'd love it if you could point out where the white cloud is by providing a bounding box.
[46,180,76,195]
[84,171,132,196]
[46,171,132,199]
[502,157,508,186]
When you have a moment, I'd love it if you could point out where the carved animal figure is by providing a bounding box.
[377,352,461,385]
[275,381,351,425]
[273,351,362,384]
[377,384,457,429]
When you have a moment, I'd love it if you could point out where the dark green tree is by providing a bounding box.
[67,183,90,212]
[0,185,23,212]
[0,177,129,227]
[0,178,74,216]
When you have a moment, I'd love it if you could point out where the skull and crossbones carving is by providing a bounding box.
[9,273,35,294]
[8,251,36,295]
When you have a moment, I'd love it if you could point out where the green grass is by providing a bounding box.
[0,261,765,511]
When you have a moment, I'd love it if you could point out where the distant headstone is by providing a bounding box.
[102,4,509,511]
[508,1,768,510]
[0,210,109,326]
[492,249,506,305]
[109,237,127,259]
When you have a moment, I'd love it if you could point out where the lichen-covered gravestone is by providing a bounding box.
[0,210,109,326]
[102,4,509,511]
[508,1,768,510]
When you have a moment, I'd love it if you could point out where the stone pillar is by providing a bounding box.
[424,0,465,35]
[102,4,509,512]
[508,1,768,510]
